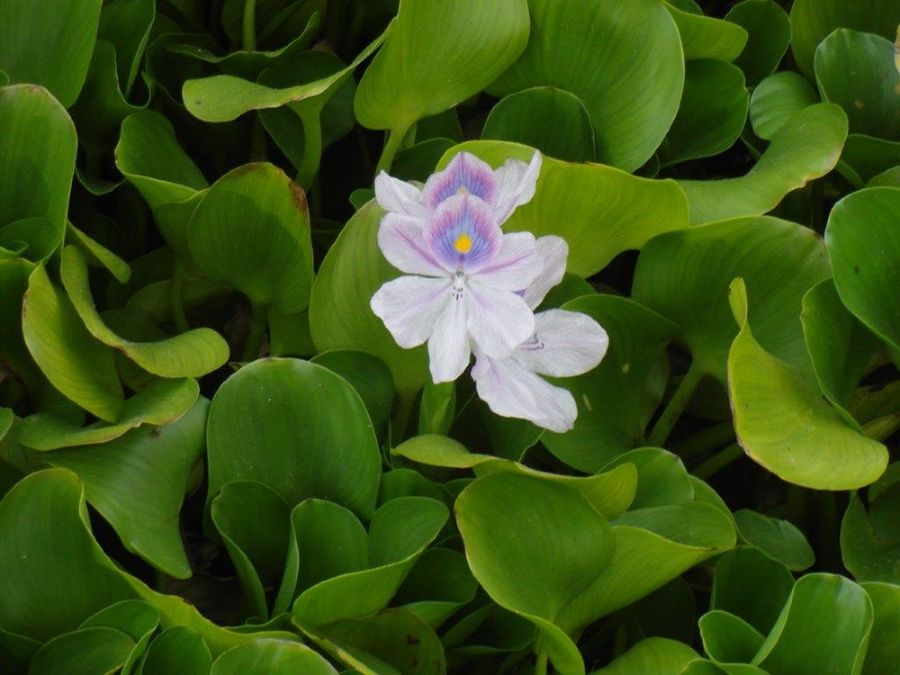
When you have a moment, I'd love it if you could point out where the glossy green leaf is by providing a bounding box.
[417,380,455,437]
[355,0,529,143]
[676,104,848,224]
[488,0,684,171]
[310,350,394,434]
[61,246,230,378]
[724,0,791,85]
[187,163,313,314]
[801,279,881,422]
[98,0,155,96]
[840,134,900,185]
[711,546,794,636]
[659,59,748,166]
[862,582,900,675]
[309,201,429,396]
[0,217,62,264]
[733,509,814,571]
[665,2,748,61]
[789,0,900,79]
[0,0,102,106]
[207,358,381,519]
[438,141,690,276]
[482,87,595,163]
[633,216,830,384]
[22,264,124,422]
[140,627,212,675]
[591,637,698,674]
[29,627,135,675]
[394,548,478,629]
[42,399,209,578]
[699,611,765,664]
[815,29,900,140]
[841,494,900,584]
[66,222,131,284]
[825,187,900,352]
[16,377,198,450]
[727,279,888,489]
[749,72,819,141]
[754,574,873,675]
[82,599,160,674]
[602,448,693,510]
[211,639,338,675]
[0,85,76,237]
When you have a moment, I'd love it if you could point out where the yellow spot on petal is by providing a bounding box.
[457,185,469,195]
[454,233,473,254]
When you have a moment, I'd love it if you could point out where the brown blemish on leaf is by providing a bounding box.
[853,99,865,109]
[289,181,309,213]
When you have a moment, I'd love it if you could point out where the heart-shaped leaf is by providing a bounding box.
[140,627,212,675]
[665,2,747,61]
[210,639,338,675]
[724,0,791,85]
[591,637,698,674]
[749,72,819,141]
[733,509,815,571]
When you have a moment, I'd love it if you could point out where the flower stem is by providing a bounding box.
[647,362,704,447]
[693,443,743,480]
[295,106,323,189]
[535,651,548,675]
[672,422,735,461]
[241,302,267,362]
[375,124,409,175]
[242,0,257,50]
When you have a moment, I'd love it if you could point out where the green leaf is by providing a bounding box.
[724,0,791,85]
[676,104,848,224]
[16,377,198,450]
[437,142,690,276]
[22,264,124,422]
[61,246,230,378]
[825,187,900,352]
[0,217,63,264]
[841,493,900,584]
[211,639,338,675]
[394,548,478,629]
[749,72,819,141]
[482,87,596,163]
[29,627,135,675]
[815,29,900,140]
[187,163,313,314]
[488,0,684,171]
[699,611,765,664]
[309,201,429,396]
[754,574,873,675]
[727,278,888,490]
[591,637,698,674]
[862,582,900,675]
[711,546,794,636]
[659,59,748,166]
[801,279,881,422]
[140,627,212,675]
[310,350,394,435]
[42,399,209,578]
[417,380,456,436]
[66,222,131,284]
[840,134,900,185]
[97,0,156,96]
[789,0,900,79]
[456,473,613,675]
[355,0,529,143]
[0,85,76,238]
[602,448,693,510]
[207,358,382,519]
[633,216,831,384]
[81,599,160,674]
[665,2,748,61]
[733,509,815,571]
[0,0,102,106]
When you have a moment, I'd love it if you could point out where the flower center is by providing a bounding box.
[451,270,466,299]
[453,233,473,254]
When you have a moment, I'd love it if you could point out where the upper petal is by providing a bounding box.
[492,151,542,223]
[515,309,609,377]
[470,231,542,291]
[370,276,450,349]
[426,194,502,270]
[522,235,568,309]
[422,152,498,209]
[428,295,471,383]
[378,212,447,277]
[374,172,429,219]
[465,282,535,359]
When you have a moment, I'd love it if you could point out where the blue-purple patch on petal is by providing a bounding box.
[426,194,501,270]
[423,152,498,209]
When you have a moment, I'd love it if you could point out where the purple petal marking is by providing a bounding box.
[422,152,498,209]
[425,194,501,270]
[378,213,447,277]
[469,231,541,290]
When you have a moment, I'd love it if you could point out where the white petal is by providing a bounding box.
[428,295,470,383]
[492,151,542,223]
[515,309,609,377]
[465,282,535,359]
[378,212,447,276]
[470,231,541,291]
[370,276,450,349]
[472,352,577,432]
[374,172,429,219]
[522,235,568,309]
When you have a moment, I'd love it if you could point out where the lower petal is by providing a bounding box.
[516,309,609,377]
[370,276,450,349]
[469,231,541,291]
[428,295,471,383]
[465,283,536,359]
